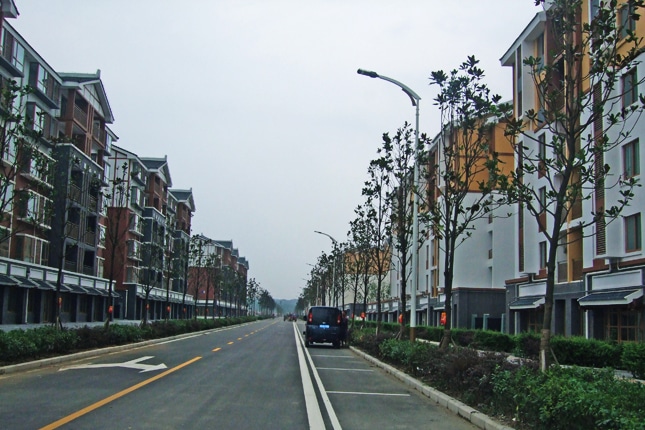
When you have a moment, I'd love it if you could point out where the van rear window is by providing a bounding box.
[311,308,339,324]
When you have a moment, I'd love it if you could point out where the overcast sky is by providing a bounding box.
[11,1,540,300]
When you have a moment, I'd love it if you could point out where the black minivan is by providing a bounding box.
[304,306,342,348]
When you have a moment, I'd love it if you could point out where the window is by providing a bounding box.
[538,133,546,160]
[11,40,24,72]
[606,308,638,342]
[590,0,600,19]
[14,234,49,265]
[526,309,544,333]
[536,32,545,68]
[620,1,636,39]
[98,225,106,248]
[539,187,547,212]
[539,241,547,269]
[0,227,9,257]
[623,140,640,178]
[19,191,51,226]
[516,46,523,116]
[625,213,641,252]
[36,66,49,95]
[2,135,16,164]
[623,68,638,107]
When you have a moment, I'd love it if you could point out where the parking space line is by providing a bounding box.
[327,391,410,397]
[316,367,373,372]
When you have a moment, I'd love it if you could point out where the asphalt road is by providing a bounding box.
[0,319,478,429]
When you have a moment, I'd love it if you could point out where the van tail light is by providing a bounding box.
[337,314,341,324]
[308,311,313,323]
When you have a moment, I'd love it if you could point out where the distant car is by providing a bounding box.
[304,306,342,348]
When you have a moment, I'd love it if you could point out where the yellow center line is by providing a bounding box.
[227,341,234,345]
[212,347,222,352]
[39,356,202,430]
[237,337,243,340]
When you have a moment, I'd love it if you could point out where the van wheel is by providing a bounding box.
[333,341,340,349]
[305,340,310,348]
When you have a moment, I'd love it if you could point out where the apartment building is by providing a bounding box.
[187,236,249,317]
[0,3,119,324]
[104,149,196,321]
[380,121,516,330]
[0,2,198,325]
[501,1,645,342]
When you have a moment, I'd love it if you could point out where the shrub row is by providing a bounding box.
[0,316,259,365]
[352,331,645,430]
[356,320,645,378]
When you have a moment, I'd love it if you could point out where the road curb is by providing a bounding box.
[350,346,515,430]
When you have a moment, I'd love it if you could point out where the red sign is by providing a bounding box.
[440,312,446,326]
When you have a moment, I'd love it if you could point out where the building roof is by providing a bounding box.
[169,188,196,212]
[140,156,172,187]
[1,1,19,19]
[59,70,115,123]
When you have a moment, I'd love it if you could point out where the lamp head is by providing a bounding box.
[357,68,378,78]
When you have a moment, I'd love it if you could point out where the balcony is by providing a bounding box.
[73,104,88,128]
[70,184,82,203]
[84,230,96,246]
[66,222,80,239]
[64,260,77,272]
[92,125,105,145]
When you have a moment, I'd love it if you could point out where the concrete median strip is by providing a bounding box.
[349,346,515,430]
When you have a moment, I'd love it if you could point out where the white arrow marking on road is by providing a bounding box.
[59,356,168,373]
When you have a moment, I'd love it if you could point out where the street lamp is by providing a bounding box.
[357,68,420,342]
[314,230,338,307]
[306,263,321,305]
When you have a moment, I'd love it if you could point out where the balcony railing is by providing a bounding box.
[64,260,77,272]
[66,222,80,239]
[84,231,96,246]
[73,104,88,128]
[70,184,82,203]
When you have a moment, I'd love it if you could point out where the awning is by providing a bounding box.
[0,274,20,286]
[433,303,446,311]
[578,289,643,307]
[509,296,545,310]
[81,286,101,296]
[31,279,56,290]
[64,284,87,294]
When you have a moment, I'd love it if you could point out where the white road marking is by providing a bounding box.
[316,367,373,372]
[297,324,343,430]
[293,324,326,430]
[59,356,168,373]
[327,391,410,397]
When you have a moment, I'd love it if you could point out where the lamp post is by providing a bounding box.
[357,68,420,342]
[306,263,321,305]
[314,230,338,307]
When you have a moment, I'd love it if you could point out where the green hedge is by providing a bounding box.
[357,321,645,374]
[491,365,645,429]
[622,342,645,379]
[0,316,259,366]
[358,329,645,430]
